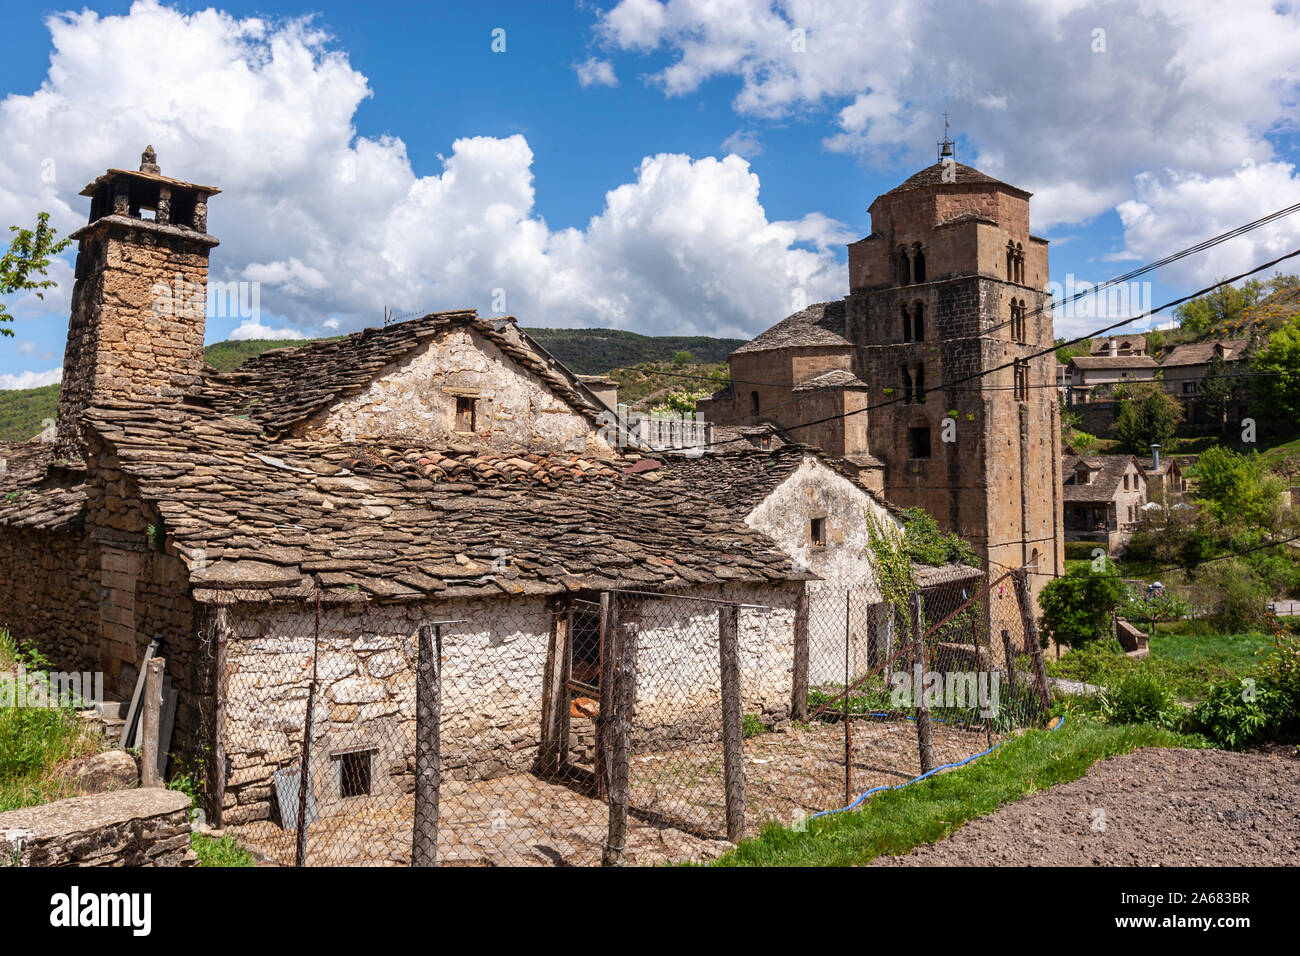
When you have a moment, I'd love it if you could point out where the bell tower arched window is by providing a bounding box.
[901,304,912,342]
[913,301,925,342]
[1015,243,1024,284]
[912,242,926,283]
[1006,241,1015,281]
[898,246,911,286]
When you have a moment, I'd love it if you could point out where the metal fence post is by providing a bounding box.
[718,603,746,842]
[843,590,852,808]
[911,593,935,775]
[413,623,442,867]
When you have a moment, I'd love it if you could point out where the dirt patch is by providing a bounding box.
[229,718,998,866]
[875,746,1300,866]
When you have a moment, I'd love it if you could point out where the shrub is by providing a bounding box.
[1037,565,1129,648]
[1195,559,1269,633]
[742,713,767,738]
[1099,670,1180,728]
[1063,541,1103,561]
[1190,678,1284,749]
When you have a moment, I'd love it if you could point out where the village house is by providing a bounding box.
[1090,334,1148,357]
[1061,454,1149,554]
[699,155,1065,597]
[1156,339,1252,427]
[1063,353,1159,404]
[0,149,981,834]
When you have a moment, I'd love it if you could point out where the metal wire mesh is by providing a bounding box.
[195,570,1053,867]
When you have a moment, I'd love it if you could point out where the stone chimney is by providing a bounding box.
[53,147,220,459]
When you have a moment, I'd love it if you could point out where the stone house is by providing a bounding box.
[1156,339,1252,427]
[1,150,988,828]
[1064,354,1159,404]
[700,160,1064,600]
[1090,334,1148,357]
[1061,454,1148,554]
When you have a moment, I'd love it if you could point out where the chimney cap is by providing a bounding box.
[140,145,160,175]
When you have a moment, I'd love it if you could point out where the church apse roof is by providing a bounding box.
[732,300,850,355]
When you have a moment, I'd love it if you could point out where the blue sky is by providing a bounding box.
[2,0,1299,387]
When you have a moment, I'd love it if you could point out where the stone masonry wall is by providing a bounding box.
[0,788,195,867]
[216,584,800,825]
[0,526,98,667]
[300,326,615,456]
[55,220,212,460]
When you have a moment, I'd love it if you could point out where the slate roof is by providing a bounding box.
[83,402,809,604]
[880,162,1028,199]
[792,368,869,391]
[199,310,607,435]
[1061,455,1144,502]
[1158,340,1240,368]
[1068,355,1158,371]
[708,423,788,454]
[733,301,850,355]
[0,442,86,532]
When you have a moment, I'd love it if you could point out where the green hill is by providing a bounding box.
[0,328,744,441]
[521,328,744,374]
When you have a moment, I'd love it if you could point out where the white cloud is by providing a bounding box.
[227,319,305,341]
[0,367,61,390]
[595,0,1300,233]
[721,129,763,158]
[575,57,618,88]
[0,0,845,368]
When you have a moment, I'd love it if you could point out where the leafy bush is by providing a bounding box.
[1037,565,1129,648]
[1063,541,1103,561]
[1099,670,1180,728]
[742,713,767,738]
[899,507,979,567]
[1190,678,1283,749]
[1195,559,1269,633]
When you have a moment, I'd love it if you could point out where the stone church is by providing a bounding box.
[699,156,1065,594]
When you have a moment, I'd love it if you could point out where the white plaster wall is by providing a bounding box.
[300,326,615,456]
[744,457,902,686]
[218,582,799,822]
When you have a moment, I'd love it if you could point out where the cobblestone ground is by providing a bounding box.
[229,718,998,866]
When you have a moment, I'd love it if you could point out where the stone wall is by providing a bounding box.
[214,583,801,825]
[0,525,98,666]
[0,788,195,867]
[299,326,615,456]
[55,219,214,460]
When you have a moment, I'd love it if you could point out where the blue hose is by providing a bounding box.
[809,714,1066,819]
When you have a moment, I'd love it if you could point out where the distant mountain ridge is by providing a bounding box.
[0,328,745,441]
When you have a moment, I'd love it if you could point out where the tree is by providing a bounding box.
[1191,445,1283,529]
[1253,316,1300,423]
[672,349,692,365]
[1143,329,1165,356]
[0,212,71,337]
[1112,382,1184,452]
[1174,278,1263,338]
[1038,564,1129,648]
[1199,352,1243,432]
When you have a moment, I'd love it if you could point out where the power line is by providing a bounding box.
[669,245,1300,451]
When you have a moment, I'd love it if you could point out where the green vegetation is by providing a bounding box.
[742,713,766,739]
[191,832,257,867]
[1054,336,1091,364]
[899,507,979,568]
[202,337,331,372]
[0,628,102,812]
[521,328,744,374]
[1,212,71,338]
[607,360,728,412]
[1037,564,1129,648]
[0,382,58,441]
[1111,381,1184,452]
[713,720,1203,866]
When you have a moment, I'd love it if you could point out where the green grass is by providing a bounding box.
[191,832,257,867]
[713,719,1204,866]
[1045,630,1270,702]
[0,627,106,811]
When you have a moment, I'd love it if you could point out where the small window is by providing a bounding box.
[455,396,476,432]
[750,391,760,415]
[760,435,772,450]
[810,516,826,547]
[908,426,931,459]
[339,750,372,798]
[1013,360,1029,401]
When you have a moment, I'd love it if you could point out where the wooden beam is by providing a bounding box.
[140,657,165,788]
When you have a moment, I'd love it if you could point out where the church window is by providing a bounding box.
[913,302,925,342]
[908,426,932,459]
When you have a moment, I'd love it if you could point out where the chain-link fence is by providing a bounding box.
[194,571,1053,867]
